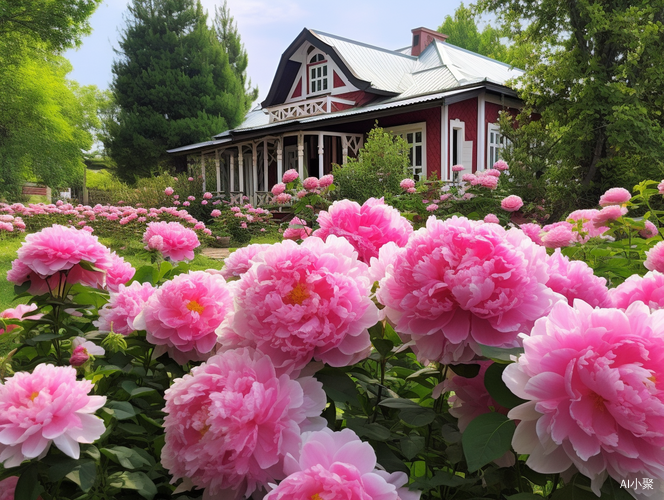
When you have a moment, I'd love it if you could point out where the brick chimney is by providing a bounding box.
[411,27,448,57]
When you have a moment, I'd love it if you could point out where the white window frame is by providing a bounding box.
[307,51,329,96]
[449,119,473,176]
[390,122,427,181]
[487,123,506,168]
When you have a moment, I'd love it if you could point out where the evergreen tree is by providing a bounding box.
[109,0,246,182]
[213,0,258,107]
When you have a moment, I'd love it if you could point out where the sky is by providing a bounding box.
[64,0,465,105]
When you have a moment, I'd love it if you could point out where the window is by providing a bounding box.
[308,53,328,94]
[487,124,505,167]
[390,123,426,181]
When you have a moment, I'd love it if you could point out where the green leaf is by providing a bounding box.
[400,434,425,460]
[479,344,524,363]
[65,460,97,492]
[131,265,158,285]
[462,412,515,472]
[506,494,546,500]
[379,398,421,409]
[14,281,31,295]
[16,464,42,500]
[399,406,436,427]
[101,446,153,469]
[372,338,394,357]
[484,362,528,409]
[451,363,481,378]
[103,400,136,420]
[315,367,360,407]
[346,421,391,441]
[109,471,157,500]
[157,260,173,281]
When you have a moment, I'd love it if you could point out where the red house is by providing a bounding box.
[169,27,524,205]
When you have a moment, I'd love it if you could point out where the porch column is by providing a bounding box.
[230,153,235,191]
[342,136,349,165]
[238,147,244,192]
[252,143,258,198]
[215,150,221,194]
[201,154,206,192]
[318,133,324,178]
[297,134,304,179]
[263,139,268,191]
[276,140,283,183]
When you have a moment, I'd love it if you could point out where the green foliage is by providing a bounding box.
[109,0,250,182]
[332,125,411,204]
[478,0,664,210]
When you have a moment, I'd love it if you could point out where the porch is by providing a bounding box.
[194,131,363,206]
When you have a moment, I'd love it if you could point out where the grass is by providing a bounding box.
[0,238,26,311]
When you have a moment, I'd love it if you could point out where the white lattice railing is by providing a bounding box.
[266,96,355,123]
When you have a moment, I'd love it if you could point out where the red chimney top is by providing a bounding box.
[411,27,448,57]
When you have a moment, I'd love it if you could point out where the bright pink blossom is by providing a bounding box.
[504,300,664,495]
[210,209,221,217]
[645,241,664,273]
[484,213,500,224]
[219,236,379,373]
[541,224,575,249]
[69,337,104,367]
[659,180,664,194]
[142,221,200,262]
[105,252,135,293]
[271,183,286,196]
[0,304,42,335]
[203,192,212,199]
[501,195,523,212]
[0,364,106,467]
[282,169,299,183]
[303,177,319,191]
[610,271,664,311]
[314,197,413,264]
[546,249,610,308]
[493,160,509,171]
[640,220,658,239]
[95,281,155,335]
[319,174,334,188]
[266,428,420,500]
[220,244,271,280]
[162,348,326,499]
[479,174,498,189]
[134,271,233,364]
[598,187,631,206]
[377,216,562,364]
[593,205,628,227]
[400,178,415,190]
[165,187,174,196]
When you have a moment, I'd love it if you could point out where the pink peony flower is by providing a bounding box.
[400,178,415,190]
[283,217,312,241]
[313,197,413,264]
[645,241,664,273]
[592,205,628,227]
[0,304,42,335]
[659,180,664,194]
[174,194,179,200]
[541,224,576,249]
[134,271,233,364]
[265,428,420,500]
[0,364,106,467]
[501,195,523,212]
[210,209,221,217]
[504,300,664,495]
[407,187,417,194]
[142,221,200,262]
[598,187,631,206]
[95,281,155,335]
[162,348,326,499]
[203,192,213,199]
[302,177,319,191]
[0,477,19,500]
[69,337,104,366]
[282,169,299,183]
[545,249,610,308]
[377,216,562,364]
[484,213,500,224]
[461,173,477,184]
[201,200,208,205]
[188,177,194,181]
[165,187,174,196]
[275,193,292,204]
[220,244,272,280]
[426,203,438,212]
[319,174,334,188]
[271,183,286,196]
[493,159,509,171]
[479,175,498,190]
[610,271,664,311]
[640,220,658,239]
[452,164,465,172]
[183,201,190,207]
[485,168,501,177]
[105,252,135,293]
[219,236,379,373]
[17,224,111,284]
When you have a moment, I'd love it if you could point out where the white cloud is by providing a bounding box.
[199,0,306,27]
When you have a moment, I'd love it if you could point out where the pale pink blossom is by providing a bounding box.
[400,178,415,190]
[659,180,664,194]
[303,177,319,191]
[220,244,272,280]
[314,197,413,263]
[201,200,208,205]
[546,249,610,307]
[219,236,379,373]
[461,173,477,184]
[407,187,417,193]
[134,271,233,364]
[485,168,501,177]
[162,348,326,499]
[143,221,200,262]
[0,477,18,500]
[377,216,561,364]
[95,281,156,335]
[165,187,174,196]
[504,300,664,495]
[283,217,312,241]
[203,192,213,199]
[368,241,400,284]
[541,224,576,249]
[69,337,104,366]
[640,220,658,239]
[210,209,221,217]
[452,164,465,172]
[105,252,135,293]
[266,428,420,500]
[0,364,106,467]
[276,193,292,204]
[610,271,664,310]
[567,209,608,238]
[183,201,190,207]
[500,195,523,212]
[598,187,631,206]
[592,205,628,227]
[188,177,194,181]
[0,304,42,335]
[426,203,438,212]
[479,175,498,189]
[493,160,509,171]
[484,213,500,224]
[319,174,334,188]
[271,183,286,196]
[282,169,299,183]
[645,241,664,273]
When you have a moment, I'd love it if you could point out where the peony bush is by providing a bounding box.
[2,175,664,499]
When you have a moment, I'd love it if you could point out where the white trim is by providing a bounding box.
[484,93,523,110]
[449,119,473,175]
[389,122,427,180]
[487,123,505,168]
[477,92,485,171]
[442,105,448,180]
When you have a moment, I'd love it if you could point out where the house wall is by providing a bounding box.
[448,97,478,172]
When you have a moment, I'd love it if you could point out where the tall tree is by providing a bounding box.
[478,0,664,212]
[110,0,247,182]
[213,0,258,107]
